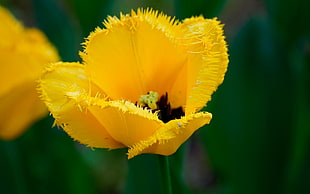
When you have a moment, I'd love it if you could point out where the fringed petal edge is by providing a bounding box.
[127,111,212,159]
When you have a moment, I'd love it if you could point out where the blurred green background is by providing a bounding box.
[0,0,309,193]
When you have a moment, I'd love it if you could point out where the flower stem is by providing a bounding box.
[158,155,172,194]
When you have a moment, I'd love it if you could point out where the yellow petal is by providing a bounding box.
[0,6,59,97]
[0,6,23,47]
[39,62,123,149]
[127,112,212,159]
[173,17,229,114]
[82,9,187,104]
[0,82,47,140]
[87,99,164,147]
[0,6,60,140]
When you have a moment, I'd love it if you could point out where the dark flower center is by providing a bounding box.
[138,92,185,123]
[157,93,185,123]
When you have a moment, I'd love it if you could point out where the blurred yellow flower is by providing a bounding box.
[39,9,228,159]
[0,6,60,140]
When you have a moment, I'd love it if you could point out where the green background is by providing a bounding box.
[0,0,309,193]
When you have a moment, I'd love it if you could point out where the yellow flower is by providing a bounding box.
[0,6,60,140]
[38,9,228,159]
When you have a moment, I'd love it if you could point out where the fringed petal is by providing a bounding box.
[82,8,187,104]
[127,112,212,159]
[174,17,229,114]
[87,98,164,147]
[38,62,123,149]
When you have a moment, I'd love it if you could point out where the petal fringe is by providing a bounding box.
[81,8,187,105]
[86,98,164,147]
[38,62,123,149]
[127,112,212,159]
[176,17,229,114]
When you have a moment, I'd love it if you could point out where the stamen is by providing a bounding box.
[138,91,159,110]
[138,91,185,123]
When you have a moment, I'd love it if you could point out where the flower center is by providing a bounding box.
[138,91,185,123]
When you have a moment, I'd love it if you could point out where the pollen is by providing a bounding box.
[138,91,159,110]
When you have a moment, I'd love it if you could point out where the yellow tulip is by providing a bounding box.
[0,6,59,140]
[38,9,228,159]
